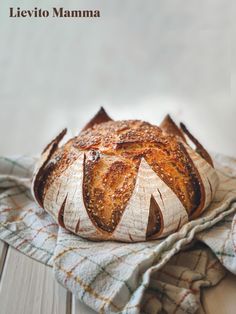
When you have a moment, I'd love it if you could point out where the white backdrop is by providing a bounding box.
[0,0,235,156]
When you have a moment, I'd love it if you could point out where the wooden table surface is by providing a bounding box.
[0,240,235,314]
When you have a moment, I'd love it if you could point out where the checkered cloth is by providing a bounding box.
[0,155,236,314]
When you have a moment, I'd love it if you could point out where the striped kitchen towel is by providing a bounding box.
[0,154,236,313]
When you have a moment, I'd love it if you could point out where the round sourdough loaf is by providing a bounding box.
[32,108,219,242]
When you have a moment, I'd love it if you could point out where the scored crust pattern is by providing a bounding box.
[32,108,219,242]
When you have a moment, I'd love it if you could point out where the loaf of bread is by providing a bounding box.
[32,108,219,242]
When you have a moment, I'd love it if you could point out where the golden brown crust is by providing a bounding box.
[83,151,138,233]
[35,118,214,237]
[160,114,186,142]
[75,120,202,218]
[75,120,162,151]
